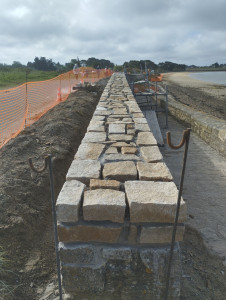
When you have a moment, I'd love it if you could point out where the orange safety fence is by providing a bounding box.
[0,67,113,148]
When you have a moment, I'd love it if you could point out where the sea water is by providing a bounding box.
[189,71,226,86]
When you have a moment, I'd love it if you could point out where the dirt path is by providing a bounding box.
[0,80,108,300]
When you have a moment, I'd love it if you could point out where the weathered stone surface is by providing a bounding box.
[132,112,144,118]
[66,160,101,185]
[140,146,163,162]
[58,223,122,243]
[137,132,157,146]
[103,161,137,182]
[140,225,185,244]
[87,124,105,132]
[108,134,134,142]
[102,247,132,261]
[125,181,187,223]
[56,180,85,222]
[109,123,125,134]
[83,132,106,143]
[103,153,141,163]
[105,147,118,154]
[59,243,95,264]
[113,108,128,115]
[62,264,105,293]
[75,143,105,160]
[121,146,138,154]
[133,117,148,124]
[94,110,112,116]
[137,162,173,181]
[111,142,133,147]
[135,123,150,132]
[90,179,121,190]
[83,189,126,223]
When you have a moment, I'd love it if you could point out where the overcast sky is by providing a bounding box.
[1,0,226,66]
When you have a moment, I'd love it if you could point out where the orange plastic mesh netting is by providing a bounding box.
[0,67,113,148]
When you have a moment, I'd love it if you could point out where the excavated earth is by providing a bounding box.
[0,76,226,299]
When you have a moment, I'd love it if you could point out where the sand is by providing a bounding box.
[162,72,226,120]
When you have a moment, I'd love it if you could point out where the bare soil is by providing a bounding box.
[0,80,108,299]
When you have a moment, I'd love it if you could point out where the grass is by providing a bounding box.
[0,68,62,90]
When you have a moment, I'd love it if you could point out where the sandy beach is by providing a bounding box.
[162,72,226,120]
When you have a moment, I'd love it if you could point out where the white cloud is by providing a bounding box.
[0,0,226,66]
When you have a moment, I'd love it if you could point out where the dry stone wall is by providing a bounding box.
[56,73,186,299]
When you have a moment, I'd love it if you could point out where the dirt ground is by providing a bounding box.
[162,72,226,120]
[1,74,226,299]
[0,80,108,299]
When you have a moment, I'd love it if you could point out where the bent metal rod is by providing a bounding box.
[29,155,63,300]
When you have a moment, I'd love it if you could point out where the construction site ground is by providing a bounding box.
[0,76,226,299]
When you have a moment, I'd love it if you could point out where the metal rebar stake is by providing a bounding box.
[164,128,191,300]
[29,155,63,300]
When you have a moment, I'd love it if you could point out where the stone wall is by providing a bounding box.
[160,96,226,157]
[56,73,186,299]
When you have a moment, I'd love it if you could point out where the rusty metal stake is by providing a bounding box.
[29,155,63,300]
[164,128,191,300]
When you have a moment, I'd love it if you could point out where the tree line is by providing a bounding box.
[0,57,225,73]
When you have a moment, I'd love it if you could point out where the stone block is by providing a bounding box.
[58,223,122,243]
[103,161,137,182]
[56,180,85,222]
[121,146,138,155]
[83,189,126,223]
[90,179,121,190]
[66,160,101,185]
[137,162,173,181]
[128,225,137,244]
[75,143,105,160]
[111,142,133,147]
[137,132,157,146]
[133,113,144,118]
[83,132,106,143]
[139,225,185,244]
[140,146,163,162]
[125,181,187,223]
[103,153,141,163]
[61,264,105,293]
[134,118,148,124]
[102,247,132,261]
[135,123,150,132]
[109,124,126,134]
[105,147,118,154]
[59,243,95,264]
[108,134,134,142]
[113,108,128,115]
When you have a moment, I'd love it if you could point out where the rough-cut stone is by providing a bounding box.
[108,134,134,142]
[121,146,138,155]
[58,223,122,243]
[56,180,85,222]
[137,132,157,146]
[113,108,128,115]
[83,189,126,223]
[75,143,105,160]
[140,146,163,162]
[133,117,148,124]
[125,181,187,223]
[87,124,105,132]
[105,147,118,154]
[140,226,185,244]
[133,112,144,118]
[103,161,137,182]
[109,123,125,134]
[135,123,150,132]
[61,264,105,293]
[103,153,141,163]
[90,179,121,190]
[137,162,173,181]
[66,160,101,185]
[111,142,133,147]
[59,243,95,264]
[94,110,112,116]
[83,132,106,143]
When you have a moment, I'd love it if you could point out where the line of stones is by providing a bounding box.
[56,73,187,246]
